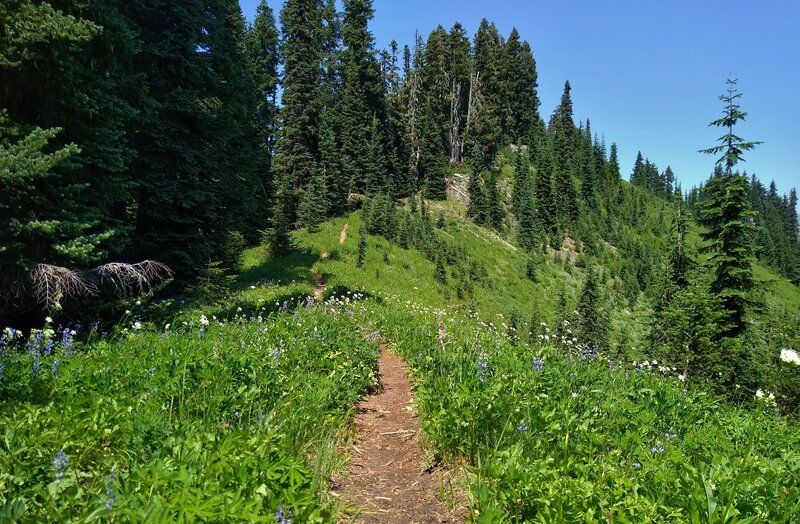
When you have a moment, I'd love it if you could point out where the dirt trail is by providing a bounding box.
[332,346,464,523]
[340,223,349,245]
[311,269,326,302]
[311,262,463,522]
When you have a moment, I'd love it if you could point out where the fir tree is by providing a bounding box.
[698,78,761,337]
[247,0,280,173]
[576,266,608,350]
[272,0,322,218]
[534,152,556,236]
[339,0,383,193]
[467,170,487,224]
[356,230,367,267]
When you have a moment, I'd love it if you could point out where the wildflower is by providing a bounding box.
[476,351,488,382]
[678,374,686,382]
[516,421,528,431]
[274,506,294,524]
[53,450,69,480]
[51,359,60,378]
[755,389,764,399]
[199,315,209,327]
[0,361,4,381]
[45,316,53,324]
[132,321,142,331]
[780,348,800,366]
[102,469,117,510]
[532,358,544,372]
[633,462,642,469]
[665,432,678,441]
[136,300,142,306]
[650,445,664,454]
[571,392,578,399]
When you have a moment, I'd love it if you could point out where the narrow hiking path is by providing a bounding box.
[309,266,464,523]
[332,346,464,523]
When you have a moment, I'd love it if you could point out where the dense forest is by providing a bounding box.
[2,0,799,385]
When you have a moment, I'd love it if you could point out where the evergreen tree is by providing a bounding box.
[418,26,449,200]
[669,190,692,289]
[356,230,367,267]
[514,150,537,249]
[272,0,322,219]
[698,78,761,337]
[467,170,487,224]
[319,108,348,214]
[247,0,280,174]
[339,0,383,194]
[534,152,555,236]
[486,169,504,230]
[465,19,503,169]
[576,266,608,350]
[1,1,133,278]
[498,29,540,144]
[445,23,470,163]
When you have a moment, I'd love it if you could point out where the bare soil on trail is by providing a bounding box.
[310,263,464,522]
[340,223,349,245]
[331,347,465,523]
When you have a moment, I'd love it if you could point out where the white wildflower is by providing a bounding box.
[755,389,764,399]
[132,321,142,330]
[199,315,209,326]
[678,374,686,382]
[780,348,800,366]
[136,300,142,306]
[45,316,53,324]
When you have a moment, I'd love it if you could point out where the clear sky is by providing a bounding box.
[240,0,799,200]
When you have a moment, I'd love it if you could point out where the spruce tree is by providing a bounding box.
[698,79,761,337]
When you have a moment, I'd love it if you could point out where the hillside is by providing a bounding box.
[3,0,800,521]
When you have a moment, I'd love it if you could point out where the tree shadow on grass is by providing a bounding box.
[235,247,320,290]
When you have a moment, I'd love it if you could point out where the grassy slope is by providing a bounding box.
[233,205,800,521]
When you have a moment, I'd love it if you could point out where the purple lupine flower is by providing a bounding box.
[532,358,544,372]
[53,450,69,480]
[102,469,117,509]
[51,359,60,378]
[476,351,488,382]
[516,421,528,432]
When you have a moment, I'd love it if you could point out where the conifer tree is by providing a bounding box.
[514,150,537,249]
[698,78,761,337]
[576,266,608,350]
[467,170,487,224]
[465,19,503,168]
[445,23,471,163]
[339,0,383,193]
[247,0,280,174]
[534,152,556,236]
[272,0,322,218]
[357,230,367,267]
[498,29,540,144]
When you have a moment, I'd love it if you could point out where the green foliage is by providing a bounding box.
[187,260,236,305]
[0,297,378,521]
[363,300,800,522]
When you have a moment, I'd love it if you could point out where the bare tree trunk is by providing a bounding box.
[449,81,462,164]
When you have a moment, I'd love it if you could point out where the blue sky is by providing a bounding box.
[241,0,799,199]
